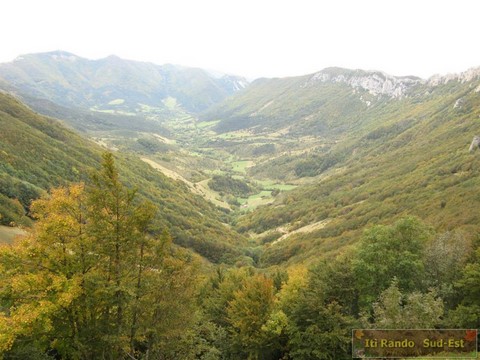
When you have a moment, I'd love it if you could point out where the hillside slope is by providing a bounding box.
[0,51,248,115]
[202,68,421,135]
[0,92,246,262]
[219,68,480,265]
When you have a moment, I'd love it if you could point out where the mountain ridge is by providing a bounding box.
[203,63,480,136]
[0,51,249,115]
[305,67,422,98]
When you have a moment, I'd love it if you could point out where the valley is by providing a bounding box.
[1,52,480,359]
[83,96,307,214]
[3,53,480,267]
[70,62,480,268]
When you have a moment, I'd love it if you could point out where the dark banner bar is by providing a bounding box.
[352,329,478,358]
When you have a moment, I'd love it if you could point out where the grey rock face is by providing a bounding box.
[428,67,480,86]
[307,68,422,98]
[469,135,480,153]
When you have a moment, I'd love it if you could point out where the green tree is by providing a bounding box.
[368,278,444,328]
[447,247,480,328]
[314,254,359,317]
[84,152,159,357]
[353,216,432,308]
[284,266,353,360]
[423,231,472,307]
[202,267,253,329]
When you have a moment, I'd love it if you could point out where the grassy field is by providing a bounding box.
[162,96,179,110]
[196,119,220,129]
[108,98,125,105]
[238,190,275,210]
[0,225,27,245]
[232,160,254,174]
[141,157,231,210]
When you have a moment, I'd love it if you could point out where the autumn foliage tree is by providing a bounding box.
[227,274,276,359]
[0,153,198,359]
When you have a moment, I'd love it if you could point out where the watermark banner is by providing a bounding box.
[352,329,477,358]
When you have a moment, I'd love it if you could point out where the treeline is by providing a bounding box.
[196,217,480,359]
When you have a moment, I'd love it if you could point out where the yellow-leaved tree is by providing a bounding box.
[0,153,198,359]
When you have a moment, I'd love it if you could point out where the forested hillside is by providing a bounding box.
[200,67,480,265]
[0,92,247,263]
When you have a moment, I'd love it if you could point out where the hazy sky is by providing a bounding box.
[2,0,480,79]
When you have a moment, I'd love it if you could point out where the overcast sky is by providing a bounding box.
[2,0,479,79]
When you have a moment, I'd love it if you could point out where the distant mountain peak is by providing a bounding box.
[51,53,80,62]
[306,67,422,98]
[428,66,480,86]
[103,54,125,63]
[13,50,79,62]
